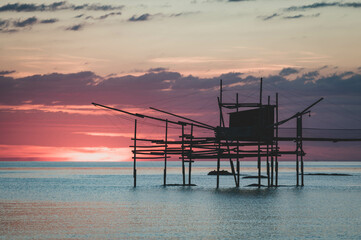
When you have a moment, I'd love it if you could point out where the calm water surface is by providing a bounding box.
[1,161,361,239]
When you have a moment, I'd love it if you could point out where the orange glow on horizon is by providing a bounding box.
[0,145,132,162]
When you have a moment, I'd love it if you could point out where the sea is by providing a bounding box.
[1,161,360,239]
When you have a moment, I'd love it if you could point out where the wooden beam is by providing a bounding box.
[150,107,215,130]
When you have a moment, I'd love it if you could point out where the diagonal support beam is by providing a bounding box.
[217,97,238,187]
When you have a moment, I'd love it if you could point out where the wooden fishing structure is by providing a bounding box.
[92,79,361,188]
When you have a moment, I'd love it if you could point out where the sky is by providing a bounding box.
[0,0,361,162]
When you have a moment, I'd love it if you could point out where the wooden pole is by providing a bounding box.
[301,116,304,187]
[133,119,137,187]
[271,150,274,186]
[267,145,270,187]
[189,124,193,185]
[217,79,222,188]
[236,157,240,187]
[271,95,274,186]
[258,140,261,188]
[267,96,270,187]
[182,124,185,186]
[275,92,279,187]
[260,78,263,105]
[257,78,263,188]
[217,142,220,189]
[163,119,168,186]
[271,104,274,186]
[296,116,300,186]
[220,79,223,106]
[296,147,299,186]
[271,148,274,186]
[236,93,240,187]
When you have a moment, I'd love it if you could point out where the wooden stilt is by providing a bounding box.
[298,116,304,186]
[237,158,240,187]
[271,94,275,187]
[133,119,137,188]
[182,124,185,186]
[271,145,274,186]
[258,78,263,188]
[188,124,193,185]
[236,93,240,187]
[260,78,263,105]
[275,92,279,187]
[229,157,237,186]
[267,96,270,187]
[296,116,301,186]
[275,161,278,187]
[217,142,220,189]
[296,149,299,186]
[267,144,270,187]
[163,119,168,186]
[217,79,222,189]
[301,148,304,187]
[258,143,261,188]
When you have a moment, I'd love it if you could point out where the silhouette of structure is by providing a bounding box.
[92,79,361,188]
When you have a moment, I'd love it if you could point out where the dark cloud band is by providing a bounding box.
[128,14,151,22]
[0,1,124,12]
[0,69,360,106]
[285,2,361,11]
[0,17,59,33]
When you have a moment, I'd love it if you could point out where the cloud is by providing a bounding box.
[1,69,360,110]
[73,4,123,11]
[0,19,10,27]
[0,2,124,12]
[0,70,16,75]
[169,12,200,17]
[128,14,151,22]
[284,13,321,19]
[262,1,359,21]
[0,19,14,32]
[66,24,84,31]
[343,2,361,8]
[285,2,361,12]
[262,13,279,21]
[302,71,319,79]
[279,68,299,76]
[0,2,66,12]
[262,12,321,21]
[98,12,122,20]
[0,17,59,33]
[40,18,58,24]
[13,17,37,27]
[283,14,305,19]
